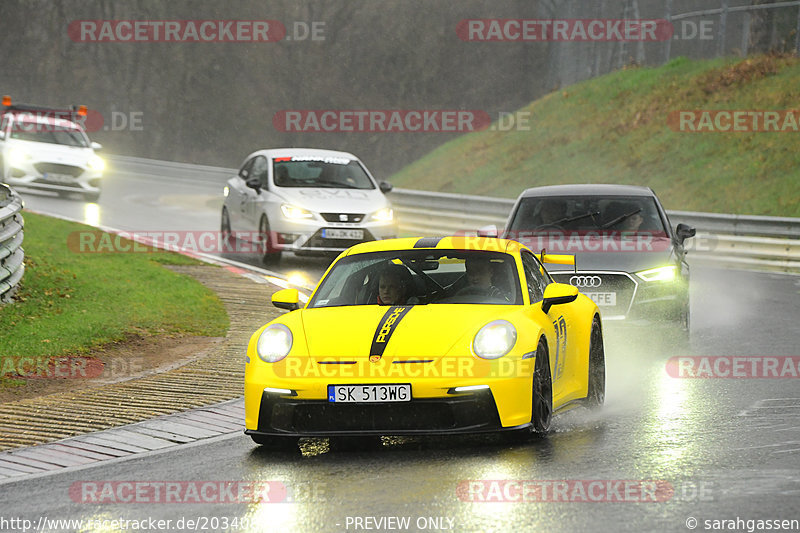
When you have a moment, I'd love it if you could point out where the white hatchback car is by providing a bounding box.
[0,99,105,202]
[221,148,397,263]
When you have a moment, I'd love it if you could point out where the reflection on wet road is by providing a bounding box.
[8,161,800,532]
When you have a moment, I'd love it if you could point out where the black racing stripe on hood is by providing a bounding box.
[414,237,444,248]
[369,305,413,360]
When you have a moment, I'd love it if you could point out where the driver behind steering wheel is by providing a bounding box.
[534,199,568,229]
[455,258,507,300]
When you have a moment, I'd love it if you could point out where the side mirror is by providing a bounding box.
[272,288,300,311]
[90,141,102,151]
[675,223,696,244]
[541,283,578,314]
[379,181,393,194]
[245,176,262,193]
[477,224,498,238]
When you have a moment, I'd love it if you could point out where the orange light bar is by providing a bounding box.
[2,95,10,107]
[77,105,87,117]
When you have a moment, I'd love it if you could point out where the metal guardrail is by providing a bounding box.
[106,155,800,274]
[389,188,800,274]
[0,184,25,303]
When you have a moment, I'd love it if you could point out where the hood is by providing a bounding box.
[517,234,676,273]
[8,139,94,165]
[546,249,676,274]
[277,187,389,214]
[299,304,516,360]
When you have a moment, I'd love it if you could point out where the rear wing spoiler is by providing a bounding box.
[536,249,577,273]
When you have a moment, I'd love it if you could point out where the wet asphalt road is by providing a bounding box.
[5,162,800,532]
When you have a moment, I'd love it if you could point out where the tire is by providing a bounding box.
[586,316,605,408]
[530,337,553,435]
[84,192,100,202]
[259,215,282,264]
[220,207,234,245]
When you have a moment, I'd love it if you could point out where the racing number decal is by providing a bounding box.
[552,316,567,380]
[369,306,412,362]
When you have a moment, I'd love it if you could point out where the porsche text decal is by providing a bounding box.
[369,306,412,361]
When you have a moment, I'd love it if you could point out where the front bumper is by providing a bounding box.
[245,388,531,437]
[245,355,537,436]
[269,216,397,254]
[5,160,101,196]
[549,270,687,325]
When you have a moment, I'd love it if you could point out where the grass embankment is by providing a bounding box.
[389,54,800,217]
[0,213,229,385]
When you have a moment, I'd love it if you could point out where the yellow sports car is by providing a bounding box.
[244,236,604,445]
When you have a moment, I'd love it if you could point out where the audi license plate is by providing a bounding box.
[328,384,411,403]
[322,228,363,240]
[43,173,74,183]
[585,292,616,306]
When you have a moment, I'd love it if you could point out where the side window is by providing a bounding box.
[251,156,269,188]
[238,158,255,180]
[521,251,548,303]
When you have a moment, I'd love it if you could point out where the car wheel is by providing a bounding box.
[586,316,605,408]
[250,434,297,450]
[530,336,553,435]
[84,191,100,202]
[220,207,234,245]
[259,215,282,264]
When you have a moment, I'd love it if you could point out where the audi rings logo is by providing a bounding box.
[569,275,602,288]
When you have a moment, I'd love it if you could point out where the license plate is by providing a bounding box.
[43,173,74,183]
[585,292,617,306]
[322,228,364,240]
[328,384,411,403]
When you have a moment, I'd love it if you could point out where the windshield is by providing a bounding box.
[508,195,667,234]
[273,158,375,189]
[308,250,522,308]
[9,120,89,147]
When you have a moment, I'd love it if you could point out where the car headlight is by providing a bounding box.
[280,204,314,220]
[87,154,105,172]
[472,320,517,359]
[8,147,30,167]
[636,265,677,282]
[223,186,230,197]
[256,324,293,363]
[370,207,393,222]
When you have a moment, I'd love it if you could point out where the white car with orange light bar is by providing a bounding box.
[0,96,105,202]
[244,236,604,446]
[221,148,396,263]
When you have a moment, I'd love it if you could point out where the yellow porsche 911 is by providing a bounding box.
[244,236,604,446]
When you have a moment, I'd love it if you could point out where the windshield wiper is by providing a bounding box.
[548,211,600,226]
[314,180,360,189]
[600,209,642,229]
